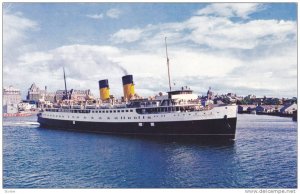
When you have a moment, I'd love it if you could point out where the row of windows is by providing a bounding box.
[45,114,152,120]
[90,109,134,113]
[45,106,219,115]
[45,109,90,113]
[135,106,204,114]
[45,112,214,119]
[45,109,134,114]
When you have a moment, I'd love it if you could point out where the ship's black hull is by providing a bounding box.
[38,116,237,139]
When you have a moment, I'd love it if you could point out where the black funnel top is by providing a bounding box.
[122,75,133,85]
[99,79,109,89]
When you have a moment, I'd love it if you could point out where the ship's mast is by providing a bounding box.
[165,37,172,92]
[63,67,68,100]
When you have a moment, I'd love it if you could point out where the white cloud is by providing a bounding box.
[111,28,143,43]
[196,3,265,19]
[2,43,239,98]
[108,7,296,97]
[111,14,296,50]
[4,45,128,98]
[3,10,38,90]
[86,9,122,20]
[187,17,296,49]
[3,11,38,49]
[3,4,297,98]
[86,14,104,19]
[10,37,296,98]
[106,8,122,19]
[149,17,295,50]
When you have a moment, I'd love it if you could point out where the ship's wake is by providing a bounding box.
[3,121,40,127]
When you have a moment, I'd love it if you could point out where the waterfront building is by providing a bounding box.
[282,97,297,105]
[44,92,56,103]
[237,105,256,113]
[4,103,18,114]
[71,89,93,102]
[18,101,37,111]
[3,85,22,113]
[27,83,45,102]
[280,103,297,114]
[54,90,71,102]
[27,84,57,104]
[18,102,31,111]
[3,85,22,105]
[253,98,263,105]
[55,89,94,103]
[256,105,283,113]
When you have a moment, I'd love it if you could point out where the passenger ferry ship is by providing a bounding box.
[37,39,237,139]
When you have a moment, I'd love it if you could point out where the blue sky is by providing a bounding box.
[6,3,209,49]
[3,3,297,98]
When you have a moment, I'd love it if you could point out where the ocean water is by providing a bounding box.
[3,114,297,188]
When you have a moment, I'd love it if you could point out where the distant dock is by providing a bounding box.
[238,104,297,121]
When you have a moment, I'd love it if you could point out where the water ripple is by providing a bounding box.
[3,114,297,188]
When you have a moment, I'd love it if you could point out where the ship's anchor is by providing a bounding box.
[224,115,232,130]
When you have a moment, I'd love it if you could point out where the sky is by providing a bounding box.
[2,3,297,99]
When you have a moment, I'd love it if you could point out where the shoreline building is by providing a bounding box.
[45,92,56,103]
[3,85,22,113]
[26,83,94,105]
[27,83,45,102]
[55,89,94,103]
[27,83,56,105]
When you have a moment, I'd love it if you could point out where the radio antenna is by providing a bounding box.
[165,37,172,92]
